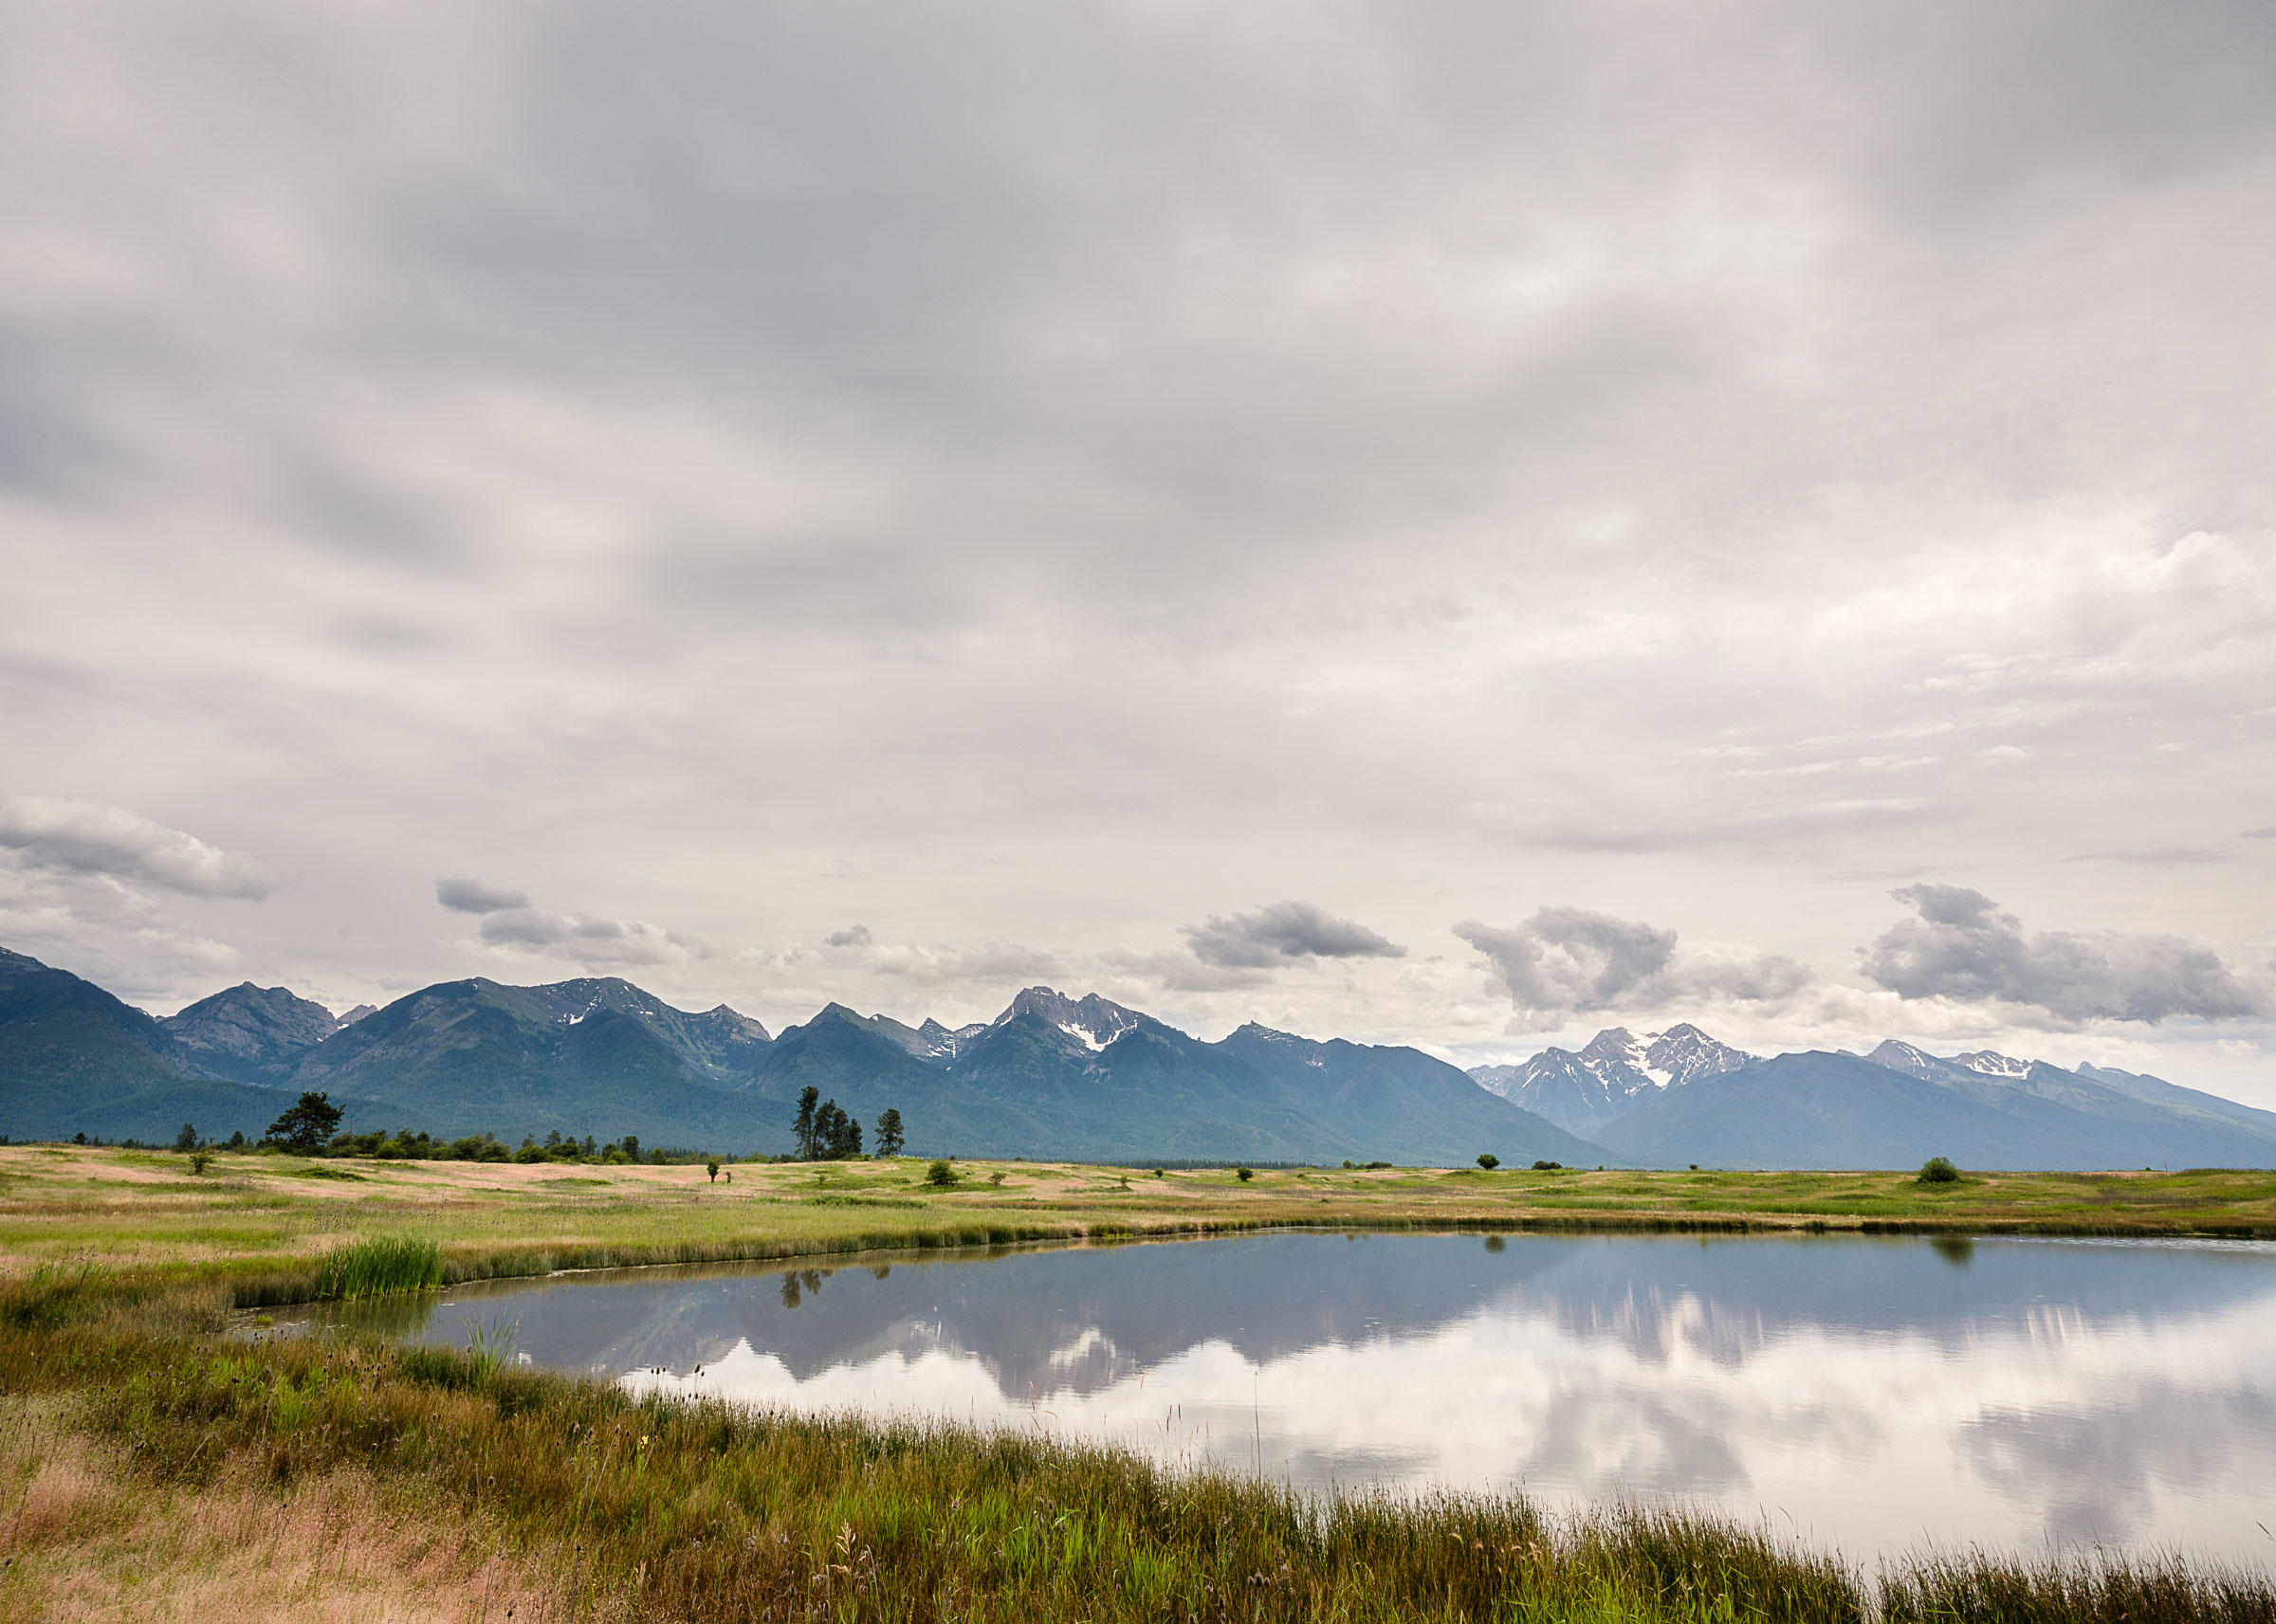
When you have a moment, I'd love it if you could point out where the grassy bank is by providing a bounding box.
[3,1146,2272,1294]
[3,1147,2274,1620]
[8,1273,2274,1624]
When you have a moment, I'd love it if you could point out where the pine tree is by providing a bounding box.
[264,1091,343,1153]
[794,1086,820,1159]
[873,1108,905,1159]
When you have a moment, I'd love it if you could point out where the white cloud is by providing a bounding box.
[1456,908,1812,1031]
[0,796,271,900]
[1860,885,2273,1026]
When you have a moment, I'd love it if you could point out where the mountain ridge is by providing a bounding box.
[1470,1024,2276,1170]
[0,947,1599,1164]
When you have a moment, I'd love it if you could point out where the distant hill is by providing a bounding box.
[0,952,1596,1163]
[286,976,773,1144]
[0,949,375,1142]
[1469,1028,2276,1170]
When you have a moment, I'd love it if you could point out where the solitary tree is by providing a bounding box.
[174,1122,199,1153]
[794,1086,820,1159]
[265,1091,343,1153]
[874,1108,905,1159]
[707,1158,721,1183]
[1477,1153,1500,1170]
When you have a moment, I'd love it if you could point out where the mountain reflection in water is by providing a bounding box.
[316,1232,2276,1566]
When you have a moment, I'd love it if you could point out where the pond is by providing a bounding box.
[290,1231,2276,1567]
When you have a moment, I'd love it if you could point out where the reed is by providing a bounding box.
[309,1234,442,1301]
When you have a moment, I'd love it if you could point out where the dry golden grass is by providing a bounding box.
[0,1397,558,1623]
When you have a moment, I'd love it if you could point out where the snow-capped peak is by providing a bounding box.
[997,986,1146,1049]
[1577,1027,1675,1087]
[1951,1049,2031,1079]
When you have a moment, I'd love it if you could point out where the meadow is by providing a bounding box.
[2,1144,2273,1621]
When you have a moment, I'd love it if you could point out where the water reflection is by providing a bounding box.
[303,1232,2276,1566]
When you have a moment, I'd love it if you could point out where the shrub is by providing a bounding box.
[1477,1153,1500,1170]
[186,1148,213,1177]
[1532,1160,1562,1171]
[924,1159,957,1187]
[1235,1166,1254,1182]
[1918,1156,1962,1184]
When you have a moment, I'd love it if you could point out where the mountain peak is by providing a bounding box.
[158,980,342,1083]
[995,987,1148,1051]
[1950,1049,2031,1079]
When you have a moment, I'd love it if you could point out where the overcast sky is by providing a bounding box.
[5,1,2274,1101]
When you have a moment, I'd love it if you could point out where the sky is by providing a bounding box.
[4,2,2274,1102]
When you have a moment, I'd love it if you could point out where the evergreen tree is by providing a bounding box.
[794,1086,820,1159]
[174,1122,199,1153]
[264,1091,343,1153]
[873,1108,905,1159]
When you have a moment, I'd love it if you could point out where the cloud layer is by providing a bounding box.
[3,2,2273,1095]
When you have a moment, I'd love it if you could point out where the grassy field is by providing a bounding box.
[3,1145,2272,1292]
[2,1145,2273,1621]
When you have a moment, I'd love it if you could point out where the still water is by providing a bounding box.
[303,1232,2276,1565]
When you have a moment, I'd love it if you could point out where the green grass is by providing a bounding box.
[0,1152,2271,1621]
[310,1233,442,1300]
[0,1267,2265,1624]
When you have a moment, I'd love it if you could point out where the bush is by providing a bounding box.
[186,1148,213,1177]
[924,1159,957,1187]
[1918,1156,1962,1184]
[1477,1153,1499,1170]
[1234,1166,1254,1182]
[1532,1160,1562,1171]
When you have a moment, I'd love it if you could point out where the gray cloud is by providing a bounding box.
[1457,907,1810,1025]
[2244,828,2276,840]
[824,924,873,949]
[1182,902,1405,970]
[434,876,531,914]
[1860,885,2273,1025]
[0,796,271,900]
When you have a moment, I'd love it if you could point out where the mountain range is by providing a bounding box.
[0,948,1599,1165]
[6,943,2272,1168]
[1470,1027,2276,1170]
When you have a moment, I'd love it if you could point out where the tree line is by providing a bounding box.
[138,1087,918,1166]
[791,1088,903,1160]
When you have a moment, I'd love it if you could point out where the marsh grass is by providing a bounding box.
[310,1235,441,1301]
[0,1262,2268,1623]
